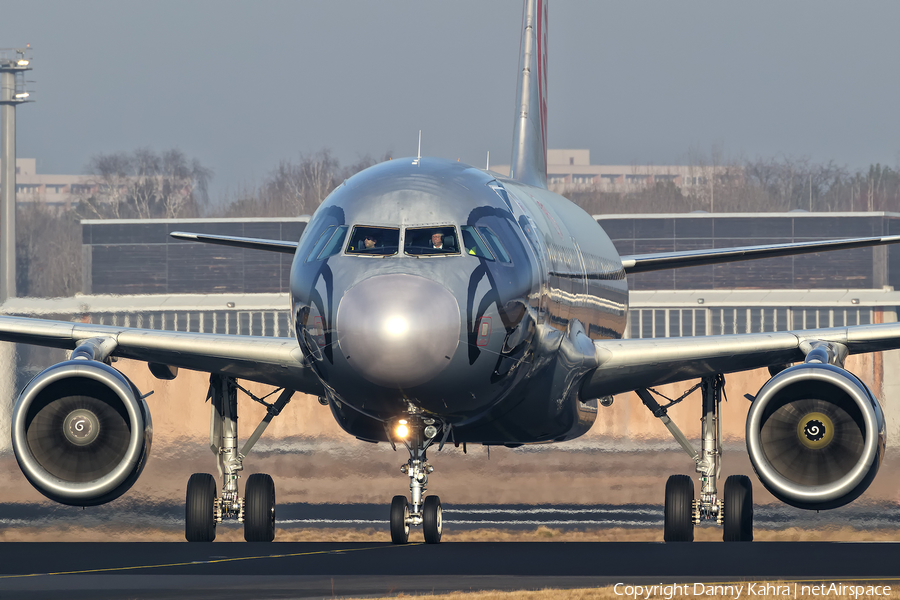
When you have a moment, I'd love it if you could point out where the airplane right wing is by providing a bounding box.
[581,323,900,398]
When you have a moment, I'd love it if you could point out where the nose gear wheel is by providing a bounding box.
[390,495,410,544]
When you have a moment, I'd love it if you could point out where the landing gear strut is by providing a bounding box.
[184,374,293,542]
[638,374,753,542]
[388,410,444,544]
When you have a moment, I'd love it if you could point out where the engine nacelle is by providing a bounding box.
[11,360,152,506]
[746,363,884,510]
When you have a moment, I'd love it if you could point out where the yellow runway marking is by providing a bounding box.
[0,543,423,579]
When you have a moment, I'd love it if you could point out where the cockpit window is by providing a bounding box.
[346,226,399,256]
[316,225,348,260]
[477,227,511,263]
[460,226,494,259]
[305,225,337,263]
[404,226,460,256]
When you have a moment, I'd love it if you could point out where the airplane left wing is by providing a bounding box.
[581,323,900,398]
[0,316,324,394]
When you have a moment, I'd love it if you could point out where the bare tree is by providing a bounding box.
[77,148,212,219]
[16,200,81,298]
[217,149,391,218]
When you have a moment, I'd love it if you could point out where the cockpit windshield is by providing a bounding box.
[346,226,400,256]
[460,226,494,259]
[404,226,459,256]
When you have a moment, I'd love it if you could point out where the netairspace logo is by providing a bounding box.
[613,582,893,599]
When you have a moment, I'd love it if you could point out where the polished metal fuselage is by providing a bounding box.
[290,157,628,444]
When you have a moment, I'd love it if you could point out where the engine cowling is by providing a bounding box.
[11,360,152,506]
[746,363,884,510]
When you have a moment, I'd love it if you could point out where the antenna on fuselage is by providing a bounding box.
[413,130,422,165]
[486,151,490,171]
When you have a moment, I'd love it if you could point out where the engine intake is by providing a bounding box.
[11,360,152,506]
[746,363,884,510]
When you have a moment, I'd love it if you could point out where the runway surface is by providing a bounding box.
[3,500,900,598]
[0,541,899,599]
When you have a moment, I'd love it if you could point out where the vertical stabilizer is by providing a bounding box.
[509,0,548,189]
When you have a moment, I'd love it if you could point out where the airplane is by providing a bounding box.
[3,0,900,544]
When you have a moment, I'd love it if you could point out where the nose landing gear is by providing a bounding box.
[388,413,444,544]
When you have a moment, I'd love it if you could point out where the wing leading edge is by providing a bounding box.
[0,316,324,394]
[582,323,900,399]
[170,232,299,255]
[621,234,900,274]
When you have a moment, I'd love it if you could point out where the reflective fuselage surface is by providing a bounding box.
[290,158,628,444]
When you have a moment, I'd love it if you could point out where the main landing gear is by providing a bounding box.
[638,374,753,542]
[185,374,293,542]
[388,410,445,544]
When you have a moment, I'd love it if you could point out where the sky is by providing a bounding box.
[3,1,900,200]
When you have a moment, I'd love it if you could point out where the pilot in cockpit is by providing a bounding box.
[364,234,378,250]
[431,232,446,250]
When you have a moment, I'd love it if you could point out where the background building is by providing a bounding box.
[0,158,92,210]
[493,149,739,194]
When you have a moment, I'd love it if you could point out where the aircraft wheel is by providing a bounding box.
[185,473,217,542]
[423,495,443,544]
[723,475,753,542]
[244,473,276,542]
[390,495,410,544]
[664,474,694,542]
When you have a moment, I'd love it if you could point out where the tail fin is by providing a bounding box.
[509,0,548,189]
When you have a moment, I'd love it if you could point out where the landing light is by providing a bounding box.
[384,316,409,338]
[17,59,29,66]
[14,92,29,99]
[396,423,409,438]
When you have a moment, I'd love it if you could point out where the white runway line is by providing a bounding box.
[280,518,658,526]
[443,507,661,516]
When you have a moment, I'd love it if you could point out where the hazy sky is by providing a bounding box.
[3,1,900,199]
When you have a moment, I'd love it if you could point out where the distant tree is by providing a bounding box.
[217,149,391,218]
[77,148,213,219]
[15,201,81,298]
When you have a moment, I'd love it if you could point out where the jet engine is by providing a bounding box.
[11,360,152,506]
[746,363,884,510]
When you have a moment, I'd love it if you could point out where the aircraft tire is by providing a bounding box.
[390,495,410,544]
[185,473,217,542]
[244,473,276,542]
[723,475,753,542]
[423,495,443,544]
[664,474,694,542]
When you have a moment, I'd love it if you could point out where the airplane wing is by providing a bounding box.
[581,323,900,398]
[170,231,299,254]
[620,234,900,274]
[0,316,324,394]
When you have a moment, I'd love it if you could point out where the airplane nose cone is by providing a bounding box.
[336,274,460,388]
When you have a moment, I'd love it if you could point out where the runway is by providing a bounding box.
[2,500,899,598]
[0,541,898,599]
